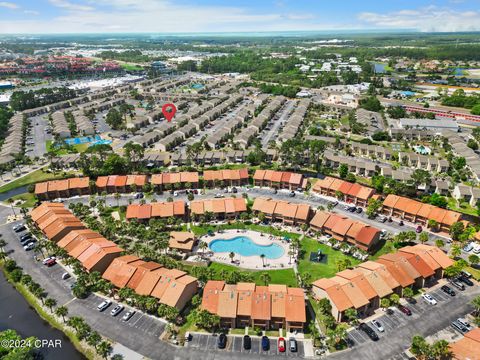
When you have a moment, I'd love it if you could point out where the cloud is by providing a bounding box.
[358,6,480,32]
[49,0,94,12]
[0,1,18,9]
[23,10,40,15]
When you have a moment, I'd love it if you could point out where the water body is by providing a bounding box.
[0,185,29,201]
[373,63,386,74]
[0,272,84,360]
[209,236,284,259]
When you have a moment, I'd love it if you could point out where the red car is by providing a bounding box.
[44,259,57,267]
[398,304,412,316]
[278,337,286,352]
[416,226,423,233]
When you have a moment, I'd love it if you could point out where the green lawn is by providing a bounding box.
[208,262,298,287]
[121,63,144,71]
[46,140,88,155]
[0,168,73,194]
[298,237,360,279]
[370,240,396,260]
[10,192,37,208]
[447,197,478,216]
[466,266,480,281]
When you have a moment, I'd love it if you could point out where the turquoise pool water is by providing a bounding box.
[209,236,284,259]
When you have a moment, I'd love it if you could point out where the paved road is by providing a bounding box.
[261,100,295,147]
[27,114,50,158]
[330,284,479,360]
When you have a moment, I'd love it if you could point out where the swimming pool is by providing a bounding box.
[65,135,102,145]
[209,236,284,259]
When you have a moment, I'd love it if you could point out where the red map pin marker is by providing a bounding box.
[162,103,177,122]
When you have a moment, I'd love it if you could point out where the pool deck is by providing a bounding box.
[200,229,294,270]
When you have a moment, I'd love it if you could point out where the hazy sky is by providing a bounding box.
[1,0,480,34]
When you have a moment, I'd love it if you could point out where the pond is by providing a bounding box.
[0,272,85,360]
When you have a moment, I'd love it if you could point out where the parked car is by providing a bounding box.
[97,300,112,311]
[463,242,474,252]
[379,216,387,223]
[289,191,295,197]
[232,187,238,193]
[458,275,474,286]
[348,206,357,213]
[23,242,36,251]
[355,207,363,214]
[278,337,286,352]
[422,293,438,305]
[20,236,33,245]
[61,272,70,280]
[273,189,278,194]
[359,323,379,341]
[450,279,466,291]
[44,258,56,267]
[20,233,32,241]
[13,224,26,232]
[398,304,412,316]
[134,193,144,199]
[110,304,124,316]
[243,335,251,350]
[261,336,270,351]
[42,256,56,265]
[451,320,469,333]
[217,334,227,349]
[461,270,472,279]
[289,338,297,352]
[416,226,423,233]
[122,310,136,322]
[457,318,472,331]
[386,308,394,315]
[371,319,384,332]
[441,285,456,296]
[399,220,404,226]
[214,193,224,198]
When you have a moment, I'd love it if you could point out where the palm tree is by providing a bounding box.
[380,298,390,311]
[87,331,102,350]
[45,298,57,313]
[451,244,461,259]
[55,306,68,322]
[402,287,414,300]
[260,254,266,267]
[97,340,112,359]
[389,293,400,306]
[259,272,271,285]
[471,295,480,317]
[229,251,235,263]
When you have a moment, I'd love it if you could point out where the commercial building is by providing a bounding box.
[201,281,306,332]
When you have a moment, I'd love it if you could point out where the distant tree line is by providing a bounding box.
[9,87,77,111]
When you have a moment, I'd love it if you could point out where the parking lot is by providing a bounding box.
[185,333,305,357]
[347,285,471,348]
[77,295,166,339]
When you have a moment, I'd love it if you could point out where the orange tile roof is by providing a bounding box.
[114,175,127,187]
[151,174,163,185]
[253,169,266,180]
[181,172,199,183]
[295,204,310,221]
[96,176,108,188]
[331,217,354,236]
[281,172,291,183]
[339,281,370,309]
[82,246,122,272]
[312,278,354,311]
[428,207,447,223]
[126,204,140,219]
[102,255,144,288]
[356,186,374,200]
[401,253,435,278]
[375,260,415,288]
[410,244,454,269]
[190,200,204,215]
[379,253,421,280]
[285,291,306,323]
[289,173,303,185]
[68,177,89,189]
[106,175,117,187]
[310,211,331,229]
[417,203,436,218]
[382,194,400,208]
[169,231,195,251]
[34,182,49,195]
[251,288,271,320]
[201,280,226,314]
[134,267,169,296]
[355,226,380,247]
[329,178,345,192]
[357,261,401,290]
[271,171,283,183]
[217,288,238,318]
[137,204,152,219]
[359,271,393,298]
[449,328,480,360]
[442,210,462,226]
[338,181,353,195]
[127,261,163,290]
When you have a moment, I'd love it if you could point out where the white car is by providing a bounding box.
[23,242,36,251]
[422,293,437,305]
[97,300,112,311]
[110,304,124,316]
[371,319,384,332]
